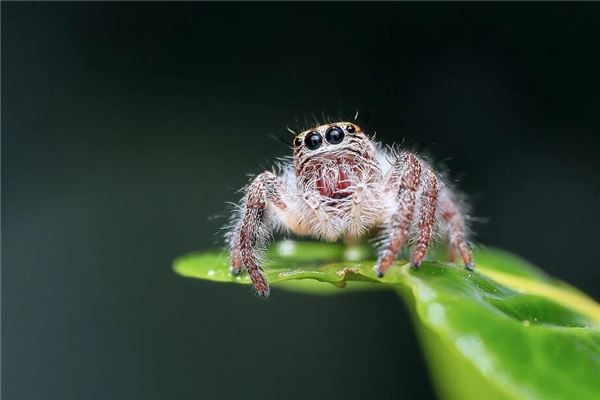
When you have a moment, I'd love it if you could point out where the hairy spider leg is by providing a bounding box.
[411,168,438,268]
[375,153,421,276]
[230,172,289,297]
[440,196,474,270]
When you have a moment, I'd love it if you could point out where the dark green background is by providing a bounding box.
[3,3,600,399]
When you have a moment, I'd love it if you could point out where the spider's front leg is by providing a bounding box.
[229,171,288,297]
[375,153,422,276]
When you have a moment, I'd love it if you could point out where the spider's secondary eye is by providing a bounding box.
[293,137,302,147]
[304,131,323,150]
[346,124,356,134]
[325,126,345,144]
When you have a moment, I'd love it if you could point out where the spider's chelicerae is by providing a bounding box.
[228,122,474,297]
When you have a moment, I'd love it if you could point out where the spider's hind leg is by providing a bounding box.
[439,192,474,271]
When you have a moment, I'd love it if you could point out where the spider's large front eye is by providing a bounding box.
[325,126,345,144]
[304,131,323,150]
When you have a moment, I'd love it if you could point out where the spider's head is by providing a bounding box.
[292,122,376,197]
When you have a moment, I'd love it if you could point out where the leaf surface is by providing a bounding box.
[174,241,600,399]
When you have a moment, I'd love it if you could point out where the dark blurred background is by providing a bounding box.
[3,3,600,399]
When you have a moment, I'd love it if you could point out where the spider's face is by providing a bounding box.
[292,122,375,196]
[292,122,366,161]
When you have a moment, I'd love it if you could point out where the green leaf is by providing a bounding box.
[174,240,600,400]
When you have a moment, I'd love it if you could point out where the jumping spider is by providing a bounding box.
[228,122,474,297]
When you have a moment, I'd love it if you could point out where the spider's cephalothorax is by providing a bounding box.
[228,122,474,297]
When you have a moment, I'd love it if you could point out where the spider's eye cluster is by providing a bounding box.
[299,123,359,151]
[325,126,345,144]
[304,131,323,150]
